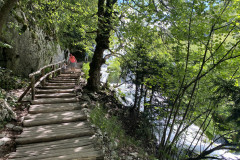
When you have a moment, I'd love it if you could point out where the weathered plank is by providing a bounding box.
[39,85,75,89]
[21,121,90,132]
[45,82,76,86]
[9,149,103,160]
[29,103,82,114]
[31,97,79,104]
[11,144,95,158]
[17,136,95,150]
[36,89,75,94]
[23,111,87,127]
[16,128,94,144]
[58,73,79,77]
[48,79,77,83]
[25,110,84,120]
[57,77,79,80]
[35,93,76,98]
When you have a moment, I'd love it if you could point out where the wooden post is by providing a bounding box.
[52,65,55,78]
[41,69,45,86]
[58,63,61,75]
[46,67,50,80]
[31,76,35,100]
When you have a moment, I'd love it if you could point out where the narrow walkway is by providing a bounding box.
[9,68,103,160]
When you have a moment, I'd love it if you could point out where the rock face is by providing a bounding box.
[0,14,64,77]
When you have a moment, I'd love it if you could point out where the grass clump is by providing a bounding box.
[90,105,128,145]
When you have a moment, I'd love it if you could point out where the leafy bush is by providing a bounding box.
[82,62,90,79]
[90,105,140,146]
[0,68,28,90]
[0,41,12,48]
[0,89,17,129]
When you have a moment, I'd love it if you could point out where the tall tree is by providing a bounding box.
[86,0,117,91]
[116,0,240,159]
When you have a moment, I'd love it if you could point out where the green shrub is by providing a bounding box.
[90,105,136,146]
[0,88,17,129]
[0,68,28,90]
[82,62,90,79]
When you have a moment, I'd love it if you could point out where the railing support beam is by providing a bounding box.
[31,76,35,100]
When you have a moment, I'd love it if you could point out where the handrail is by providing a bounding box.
[18,60,65,102]
[29,60,65,78]
[34,68,61,88]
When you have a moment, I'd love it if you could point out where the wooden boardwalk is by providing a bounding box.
[9,69,103,160]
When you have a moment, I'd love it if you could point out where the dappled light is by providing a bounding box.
[1,0,240,159]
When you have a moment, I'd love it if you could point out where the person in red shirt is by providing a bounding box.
[69,54,77,73]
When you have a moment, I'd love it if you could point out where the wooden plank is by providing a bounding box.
[35,93,76,98]
[52,77,78,81]
[21,121,90,133]
[35,89,75,94]
[45,82,76,86]
[48,80,77,83]
[59,73,80,77]
[16,128,94,145]
[12,143,95,158]
[9,149,102,160]
[38,85,75,89]
[20,125,90,136]
[23,111,87,127]
[25,110,84,120]
[17,136,95,150]
[16,141,94,153]
[29,103,81,114]
[31,97,78,105]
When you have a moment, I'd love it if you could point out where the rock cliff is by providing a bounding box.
[0,12,64,77]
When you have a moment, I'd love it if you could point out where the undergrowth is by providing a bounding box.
[0,67,28,90]
[82,62,90,79]
[89,104,157,159]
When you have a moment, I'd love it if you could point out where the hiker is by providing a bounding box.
[61,63,67,73]
[85,52,88,62]
[69,54,77,73]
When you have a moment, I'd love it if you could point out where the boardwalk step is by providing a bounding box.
[23,110,87,127]
[59,73,79,77]
[38,85,75,89]
[35,93,76,98]
[16,122,94,145]
[9,136,103,159]
[36,89,75,94]
[29,103,82,114]
[57,76,79,79]
[31,97,78,104]
[54,77,78,80]
[9,149,103,160]
[45,82,76,86]
[47,80,77,83]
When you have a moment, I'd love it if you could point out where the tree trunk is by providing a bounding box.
[0,0,18,37]
[87,45,105,91]
[86,0,117,91]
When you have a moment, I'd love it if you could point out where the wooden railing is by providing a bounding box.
[18,60,66,102]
